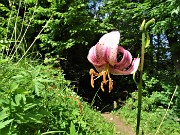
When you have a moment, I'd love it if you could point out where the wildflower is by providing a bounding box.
[87,31,140,92]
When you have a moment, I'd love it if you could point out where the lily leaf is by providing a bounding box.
[145,32,150,48]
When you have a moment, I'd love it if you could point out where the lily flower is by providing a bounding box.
[87,31,140,92]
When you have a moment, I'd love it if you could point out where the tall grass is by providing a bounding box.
[0,1,116,134]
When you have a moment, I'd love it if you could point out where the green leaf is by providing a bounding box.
[15,113,43,123]
[0,109,9,121]
[133,72,138,85]
[10,83,19,92]
[0,119,14,129]
[15,94,26,106]
[171,7,180,15]
[24,0,36,4]
[24,103,37,111]
[70,122,78,135]
[145,32,150,48]
[33,80,45,96]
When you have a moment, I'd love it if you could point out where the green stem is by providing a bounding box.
[136,19,154,135]
[136,30,145,135]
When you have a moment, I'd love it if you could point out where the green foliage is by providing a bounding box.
[118,106,180,135]
[0,0,179,134]
[0,60,115,134]
[114,72,180,135]
[0,0,107,64]
[99,2,179,133]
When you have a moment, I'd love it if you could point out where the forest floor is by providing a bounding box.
[102,112,135,135]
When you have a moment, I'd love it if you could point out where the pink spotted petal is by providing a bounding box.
[109,58,140,75]
[99,31,120,66]
[96,43,107,62]
[87,46,106,66]
[114,46,132,70]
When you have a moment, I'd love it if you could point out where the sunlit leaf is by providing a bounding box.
[0,109,9,121]
[70,122,78,135]
[145,32,150,48]
[24,0,36,4]
[0,119,14,129]
[15,94,26,106]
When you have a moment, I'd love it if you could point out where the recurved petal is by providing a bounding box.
[106,44,118,66]
[114,46,132,70]
[109,58,140,75]
[87,46,106,66]
[96,43,107,62]
[99,31,120,66]
[99,31,120,46]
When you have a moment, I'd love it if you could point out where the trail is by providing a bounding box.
[102,113,135,135]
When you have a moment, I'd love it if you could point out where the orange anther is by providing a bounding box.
[89,68,95,75]
[89,68,114,92]
[109,78,113,93]
[102,71,107,85]
[101,81,105,92]
[91,74,94,88]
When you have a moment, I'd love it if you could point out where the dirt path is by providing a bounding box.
[102,113,135,135]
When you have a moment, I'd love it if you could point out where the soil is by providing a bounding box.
[102,112,135,135]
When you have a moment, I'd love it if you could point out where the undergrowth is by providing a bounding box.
[0,60,115,135]
[116,95,180,135]
[114,73,180,135]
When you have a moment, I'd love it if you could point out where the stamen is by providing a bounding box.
[109,78,113,93]
[89,68,95,75]
[102,71,107,85]
[101,81,105,92]
[91,74,94,88]
[107,72,113,93]
[89,68,113,92]
[89,69,95,88]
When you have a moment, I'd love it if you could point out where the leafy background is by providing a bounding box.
[0,0,179,134]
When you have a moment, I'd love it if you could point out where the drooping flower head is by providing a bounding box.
[87,31,140,92]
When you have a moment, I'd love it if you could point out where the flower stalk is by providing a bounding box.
[136,18,155,135]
